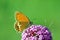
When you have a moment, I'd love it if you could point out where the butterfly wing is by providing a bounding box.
[15,11,30,32]
[16,12,30,22]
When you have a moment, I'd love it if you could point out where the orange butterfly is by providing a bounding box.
[14,11,32,32]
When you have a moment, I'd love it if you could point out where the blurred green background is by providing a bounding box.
[0,0,60,40]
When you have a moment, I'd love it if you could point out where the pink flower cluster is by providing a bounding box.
[22,25,52,40]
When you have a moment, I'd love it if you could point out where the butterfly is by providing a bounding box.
[14,11,32,32]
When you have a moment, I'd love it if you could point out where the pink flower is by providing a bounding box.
[22,25,52,40]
